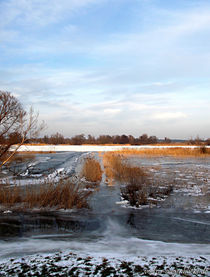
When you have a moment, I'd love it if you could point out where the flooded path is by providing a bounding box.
[0,152,210,261]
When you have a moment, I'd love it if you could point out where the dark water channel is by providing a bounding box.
[0,152,210,259]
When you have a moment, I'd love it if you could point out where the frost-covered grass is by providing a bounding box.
[0,252,209,276]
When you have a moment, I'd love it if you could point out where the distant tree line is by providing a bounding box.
[187,136,210,146]
[31,133,159,145]
[28,133,210,146]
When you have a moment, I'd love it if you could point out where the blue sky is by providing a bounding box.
[0,0,210,139]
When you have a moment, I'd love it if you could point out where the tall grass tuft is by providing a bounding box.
[81,157,103,183]
[0,185,22,205]
[0,179,92,210]
[103,153,146,185]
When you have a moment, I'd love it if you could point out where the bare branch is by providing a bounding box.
[0,91,46,168]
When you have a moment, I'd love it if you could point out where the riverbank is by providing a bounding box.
[0,251,209,276]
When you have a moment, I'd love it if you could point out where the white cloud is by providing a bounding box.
[103,108,121,115]
[152,112,187,120]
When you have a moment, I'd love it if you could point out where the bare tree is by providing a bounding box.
[49,132,65,145]
[0,91,45,168]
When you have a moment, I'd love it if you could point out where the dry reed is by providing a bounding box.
[103,152,173,207]
[103,152,146,185]
[0,153,35,164]
[81,157,103,183]
[112,147,210,157]
[0,179,92,210]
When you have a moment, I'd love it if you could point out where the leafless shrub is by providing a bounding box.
[199,146,209,154]
[121,183,148,206]
[121,181,173,207]
[206,138,210,146]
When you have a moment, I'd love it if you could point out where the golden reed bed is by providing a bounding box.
[107,146,210,157]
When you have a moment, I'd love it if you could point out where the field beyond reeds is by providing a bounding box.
[112,146,210,157]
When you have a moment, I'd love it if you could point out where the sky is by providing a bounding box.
[0,0,210,139]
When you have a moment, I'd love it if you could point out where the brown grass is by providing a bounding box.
[0,153,35,164]
[22,143,49,146]
[0,180,92,210]
[81,157,103,183]
[0,185,22,205]
[102,152,173,207]
[111,147,210,157]
[103,152,146,185]
[10,153,35,163]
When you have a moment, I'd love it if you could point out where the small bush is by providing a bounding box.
[81,157,103,183]
[200,146,208,154]
[121,181,173,207]
[121,183,148,206]
[206,138,210,146]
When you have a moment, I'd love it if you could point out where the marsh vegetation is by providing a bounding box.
[81,156,102,183]
[103,152,174,207]
[1,148,209,211]
[111,146,210,157]
[0,179,92,210]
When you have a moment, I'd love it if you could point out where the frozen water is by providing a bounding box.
[0,151,209,268]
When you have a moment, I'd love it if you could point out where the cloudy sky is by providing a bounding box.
[0,0,210,139]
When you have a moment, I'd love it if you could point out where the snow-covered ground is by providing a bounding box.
[0,217,210,276]
[0,252,209,276]
[11,144,210,152]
